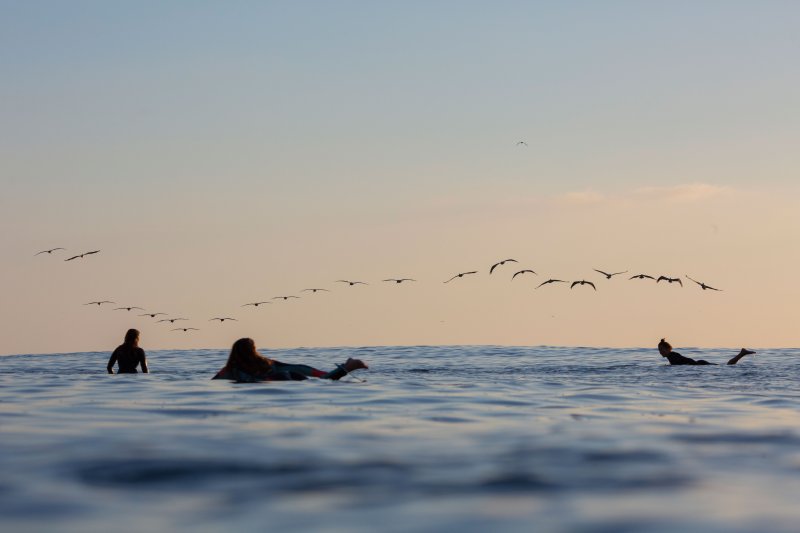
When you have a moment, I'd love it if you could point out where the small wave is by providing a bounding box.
[671,431,800,445]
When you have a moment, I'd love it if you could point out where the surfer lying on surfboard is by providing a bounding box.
[212,338,368,382]
[658,338,755,366]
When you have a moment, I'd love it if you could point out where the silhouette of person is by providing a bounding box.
[212,338,368,382]
[107,329,149,374]
[658,338,754,366]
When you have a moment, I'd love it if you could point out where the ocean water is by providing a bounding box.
[1,346,799,533]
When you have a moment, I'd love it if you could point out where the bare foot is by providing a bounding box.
[344,358,368,372]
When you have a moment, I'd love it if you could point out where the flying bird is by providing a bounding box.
[686,276,721,291]
[536,279,567,289]
[594,269,628,279]
[630,274,655,280]
[138,312,166,318]
[35,248,65,256]
[242,301,271,307]
[272,296,300,301]
[336,280,368,286]
[172,327,199,332]
[301,288,330,293]
[383,278,416,283]
[64,250,101,262]
[157,318,188,323]
[444,271,478,283]
[114,306,144,312]
[84,300,114,306]
[516,141,528,147]
[210,317,237,322]
[512,269,537,280]
[657,276,683,286]
[571,280,597,290]
[490,259,518,274]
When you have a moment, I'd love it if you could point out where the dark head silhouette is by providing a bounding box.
[124,328,140,347]
[658,338,672,357]
[225,338,273,376]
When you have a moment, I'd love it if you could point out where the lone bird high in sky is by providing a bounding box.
[64,250,100,262]
[35,248,65,256]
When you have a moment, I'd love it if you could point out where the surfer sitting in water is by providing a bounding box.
[212,338,368,382]
[107,328,149,374]
[658,338,755,366]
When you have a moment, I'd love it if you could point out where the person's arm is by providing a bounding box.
[139,349,149,373]
[107,348,119,374]
[322,358,368,380]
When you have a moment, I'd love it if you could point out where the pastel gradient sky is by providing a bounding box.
[2,2,799,355]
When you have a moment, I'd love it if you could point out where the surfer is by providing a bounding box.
[658,338,755,366]
[107,329,149,374]
[212,338,368,382]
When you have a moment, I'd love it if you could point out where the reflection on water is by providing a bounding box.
[1,346,799,532]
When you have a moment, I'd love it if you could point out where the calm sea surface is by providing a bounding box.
[1,346,799,532]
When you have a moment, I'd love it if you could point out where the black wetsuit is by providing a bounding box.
[107,344,147,373]
[665,351,713,366]
[212,360,348,382]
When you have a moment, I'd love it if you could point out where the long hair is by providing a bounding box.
[124,329,140,346]
[225,338,273,376]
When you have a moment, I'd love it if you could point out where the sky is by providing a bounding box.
[1,1,799,355]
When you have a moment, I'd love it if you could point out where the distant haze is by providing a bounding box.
[2,2,799,355]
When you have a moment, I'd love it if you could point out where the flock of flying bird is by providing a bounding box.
[36,248,722,334]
